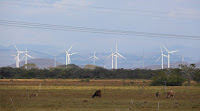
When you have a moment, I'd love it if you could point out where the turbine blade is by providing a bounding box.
[25,44,27,52]
[20,55,25,61]
[94,50,96,54]
[12,43,18,51]
[156,56,161,62]
[95,56,99,60]
[70,52,77,55]
[137,56,143,61]
[117,53,125,59]
[19,51,26,53]
[68,46,72,52]
[58,50,64,52]
[107,54,112,59]
[162,45,169,52]
[116,42,117,52]
[27,54,34,58]
[170,50,179,53]
[160,46,163,54]
[89,56,93,59]
[163,55,168,57]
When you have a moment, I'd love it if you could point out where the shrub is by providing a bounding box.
[80,79,90,82]
[150,71,185,86]
[130,81,135,85]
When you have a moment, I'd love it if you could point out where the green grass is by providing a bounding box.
[0,81,200,111]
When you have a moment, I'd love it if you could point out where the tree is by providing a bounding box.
[179,64,196,86]
[150,69,185,86]
[193,69,200,83]
[22,63,38,69]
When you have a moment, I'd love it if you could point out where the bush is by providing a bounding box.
[193,69,200,83]
[80,79,90,82]
[150,71,185,86]
[130,81,135,85]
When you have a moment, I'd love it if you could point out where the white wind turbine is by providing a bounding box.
[156,46,167,69]
[138,48,146,69]
[162,45,179,68]
[20,47,34,69]
[114,43,125,69]
[107,49,115,69]
[60,46,77,65]
[89,50,99,65]
[12,44,25,68]
[54,55,57,67]
[179,55,184,64]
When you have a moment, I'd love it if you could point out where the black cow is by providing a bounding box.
[156,92,160,97]
[92,90,101,98]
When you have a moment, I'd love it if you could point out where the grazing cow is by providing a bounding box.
[29,93,38,98]
[156,92,160,97]
[92,90,101,98]
[167,90,174,98]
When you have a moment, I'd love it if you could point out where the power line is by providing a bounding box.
[0,19,200,40]
[0,1,200,21]
[6,0,200,16]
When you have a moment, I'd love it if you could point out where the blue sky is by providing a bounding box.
[0,0,200,67]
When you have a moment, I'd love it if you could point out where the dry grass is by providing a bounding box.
[0,79,200,111]
[0,79,150,86]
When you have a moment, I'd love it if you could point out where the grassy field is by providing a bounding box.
[0,79,200,111]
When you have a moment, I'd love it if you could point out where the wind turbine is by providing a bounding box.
[89,50,99,65]
[20,47,34,69]
[178,55,184,64]
[60,46,77,65]
[114,43,125,69]
[156,46,167,69]
[54,55,57,67]
[162,45,179,68]
[12,44,25,68]
[180,55,184,64]
[138,48,146,69]
[107,49,115,69]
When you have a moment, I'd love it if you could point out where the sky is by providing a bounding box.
[0,0,200,68]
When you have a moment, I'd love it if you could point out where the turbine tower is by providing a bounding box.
[89,50,99,65]
[12,44,25,68]
[162,45,179,68]
[180,55,184,64]
[107,49,115,69]
[156,46,167,69]
[20,47,34,69]
[138,48,146,69]
[54,55,57,67]
[60,46,77,65]
[114,43,125,69]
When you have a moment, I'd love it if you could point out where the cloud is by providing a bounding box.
[168,8,200,19]
[0,0,93,16]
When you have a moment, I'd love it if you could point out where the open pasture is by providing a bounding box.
[0,79,200,111]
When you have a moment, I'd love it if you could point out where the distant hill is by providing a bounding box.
[9,58,64,69]
[195,62,200,68]
[144,61,200,70]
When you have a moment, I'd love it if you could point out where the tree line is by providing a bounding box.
[0,64,199,86]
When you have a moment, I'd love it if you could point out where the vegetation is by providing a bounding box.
[0,64,158,79]
[150,69,185,86]
[179,64,197,86]
[0,64,199,86]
